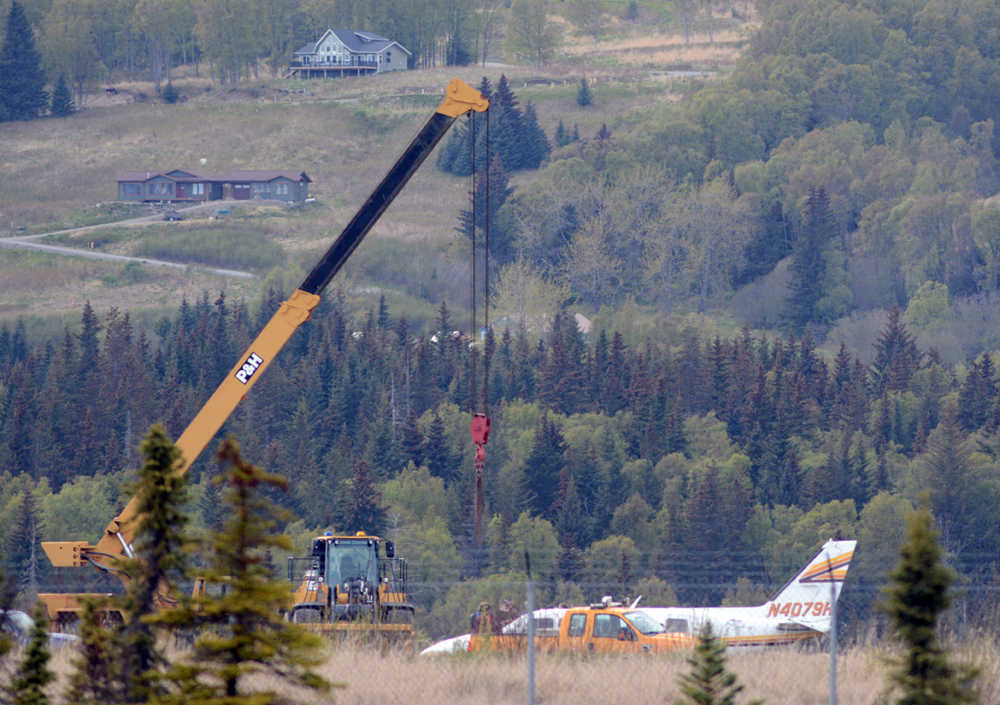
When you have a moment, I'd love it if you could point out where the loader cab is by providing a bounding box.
[314,534,380,590]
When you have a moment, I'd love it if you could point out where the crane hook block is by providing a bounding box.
[470,413,491,446]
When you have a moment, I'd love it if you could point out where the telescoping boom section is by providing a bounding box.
[39,79,489,623]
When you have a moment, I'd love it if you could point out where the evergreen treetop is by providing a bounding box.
[150,438,332,704]
[0,1,47,122]
[117,424,191,703]
[675,623,760,705]
[882,501,978,705]
[10,603,55,705]
[48,74,73,117]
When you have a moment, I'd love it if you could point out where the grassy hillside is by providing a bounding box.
[0,10,745,326]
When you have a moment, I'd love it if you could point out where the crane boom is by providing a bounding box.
[40,79,488,589]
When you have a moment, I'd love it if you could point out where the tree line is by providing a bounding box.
[4,294,1000,637]
[0,0,640,111]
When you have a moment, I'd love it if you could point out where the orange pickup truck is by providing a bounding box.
[467,603,695,655]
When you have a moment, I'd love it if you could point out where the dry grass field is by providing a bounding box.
[36,640,1000,705]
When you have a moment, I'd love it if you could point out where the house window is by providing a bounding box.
[276,183,289,195]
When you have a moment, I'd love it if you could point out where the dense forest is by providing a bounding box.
[3,293,1000,638]
[1,0,999,642]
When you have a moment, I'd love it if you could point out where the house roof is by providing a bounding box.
[294,28,411,56]
[117,170,311,183]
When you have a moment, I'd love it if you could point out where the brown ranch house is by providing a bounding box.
[116,169,311,203]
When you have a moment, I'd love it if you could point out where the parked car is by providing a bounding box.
[163,210,185,221]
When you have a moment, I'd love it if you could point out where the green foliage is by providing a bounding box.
[160,81,179,104]
[9,603,54,705]
[576,78,592,107]
[48,74,72,116]
[0,1,47,122]
[505,0,563,66]
[507,512,560,583]
[580,535,639,601]
[65,600,118,705]
[133,225,287,272]
[118,424,190,703]
[3,489,44,601]
[151,438,332,704]
[882,502,979,705]
[675,623,760,705]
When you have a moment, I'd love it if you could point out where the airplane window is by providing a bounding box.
[664,618,689,634]
[567,613,587,637]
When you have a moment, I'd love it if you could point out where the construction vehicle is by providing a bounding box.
[286,531,412,639]
[37,78,490,636]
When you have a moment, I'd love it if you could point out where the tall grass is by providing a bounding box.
[134,225,287,272]
[36,640,1000,705]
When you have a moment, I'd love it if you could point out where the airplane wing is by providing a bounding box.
[420,633,471,655]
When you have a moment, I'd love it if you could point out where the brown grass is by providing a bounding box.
[36,640,1000,705]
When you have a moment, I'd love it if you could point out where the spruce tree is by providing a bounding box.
[882,502,978,705]
[521,414,565,519]
[10,603,55,705]
[520,102,551,169]
[491,74,526,170]
[872,307,920,394]
[3,490,44,602]
[675,623,760,705]
[576,77,592,107]
[0,567,12,671]
[0,1,47,122]
[48,74,73,117]
[65,600,119,705]
[161,81,179,104]
[151,438,332,704]
[456,153,516,265]
[554,119,568,147]
[341,459,387,535]
[118,424,190,703]
[784,186,834,332]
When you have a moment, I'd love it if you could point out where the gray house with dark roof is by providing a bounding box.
[289,29,410,77]
[116,169,311,203]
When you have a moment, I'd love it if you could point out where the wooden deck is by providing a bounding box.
[286,64,378,78]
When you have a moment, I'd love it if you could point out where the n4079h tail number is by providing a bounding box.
[767,601,831,618]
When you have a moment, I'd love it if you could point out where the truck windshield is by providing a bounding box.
[625,611,664,635]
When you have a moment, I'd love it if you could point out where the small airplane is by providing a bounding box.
[640,538,857,648]
[420,538,856,654]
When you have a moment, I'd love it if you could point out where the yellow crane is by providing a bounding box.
[38,79,489,637]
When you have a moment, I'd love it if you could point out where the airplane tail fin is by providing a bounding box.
[761,539,857,633]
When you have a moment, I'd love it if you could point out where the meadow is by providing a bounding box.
[36,640,1000,705]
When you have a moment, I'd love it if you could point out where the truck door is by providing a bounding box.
[564,612,588,652]
[592,613,636,653]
